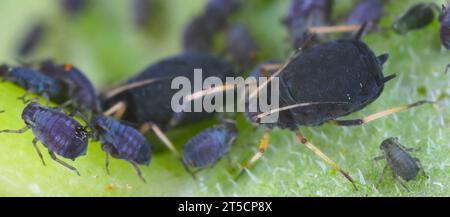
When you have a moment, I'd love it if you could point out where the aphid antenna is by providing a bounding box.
[308,24,361,34]
[255,101,349,120]
[103,77,173,99]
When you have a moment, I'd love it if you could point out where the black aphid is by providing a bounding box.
[182,122,237,176]
[440,4,450,49]
[17,22,45,57]
[0,102,89,175]
[39,61,101,116]
[238,24,430,189]
[0,64,62,103]
[374,137,426,191]
[392,3,439,35]
[102,52,235,129]
[346,0,383,33]
[61,0,87,17]
[225,24,258,69]
[182,0,240,52]
[91,114,152,182]
[133,0,152,27]
[282,0,333,49]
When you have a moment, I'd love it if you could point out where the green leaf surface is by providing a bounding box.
[0,0,449,196]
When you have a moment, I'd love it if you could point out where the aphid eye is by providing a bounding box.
[75,126,87,138]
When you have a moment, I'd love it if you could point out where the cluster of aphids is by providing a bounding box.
[0,0,448,191]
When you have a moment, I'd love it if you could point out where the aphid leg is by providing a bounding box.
[129,160,146,183]
[103,101,127,119]
[236,130,270,179]
[0,126,29,134]
[308,24,361,34]
[328,100,433,126]
[17,92,29,103]
[394,176,410,192]
[101,144,112,175]
[48,151,81,176]
[32,138,46,166]
[414,158,428,179]
[376,164,388,187]
[445,64,450,74]
[140,121,180,158]
[181,162,198,180]
[105,152,110,175]
[400,144,420,152]
[295,129,358,190]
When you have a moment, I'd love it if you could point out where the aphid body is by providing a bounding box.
[0,102,88,175]
[283,0,334,49]
[17,22,45,57]
[392,3,437,35]
[225,24,258,68]
[439,4,450,49]
[39,61,100,115]
[376,137,425,191]
[346,0,383,31]
[102,52,235,129]
[0,65,62,101]
[182,122,237,169]
[92,115,151,182]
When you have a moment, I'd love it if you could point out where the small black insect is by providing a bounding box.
[39,61,101,116]
[440,4,450,49]
[0,102,89,175]
[61,0,87,17]
[374,137,426,191]
[392,3,439,35]
[282,0,334,49]
[225,24,258,69]
[182,0,240,52]
[17,22,45,57]
[91,114,152,182]
[238,24,430,189]
[0,64,62,103]
[182,122,237,176]
[346,0,384,33]
[102,52,235,129]
[133,0,152,27]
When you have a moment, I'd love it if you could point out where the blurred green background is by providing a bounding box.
[0,0,449,196]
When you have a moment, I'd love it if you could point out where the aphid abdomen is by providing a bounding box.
[386,146,420,181]
[182,125,236,168]
[279,40,386,126]
[9,67,61,95]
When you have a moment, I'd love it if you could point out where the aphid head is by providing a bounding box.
[0,64,10,76]
[380,137,400,152]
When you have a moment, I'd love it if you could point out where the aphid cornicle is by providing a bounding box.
[238,24,430,189]
[91,115,152,182]
[282,0,334,49]
[375,137,426,191]
[0,64,62,103]
[440,4,450,49]
[17,22,45,57]
[182,122,237,175]
[0,102,89,175]
[392,3,438,35]
[39,61,101,116]
[346,0,383,32]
